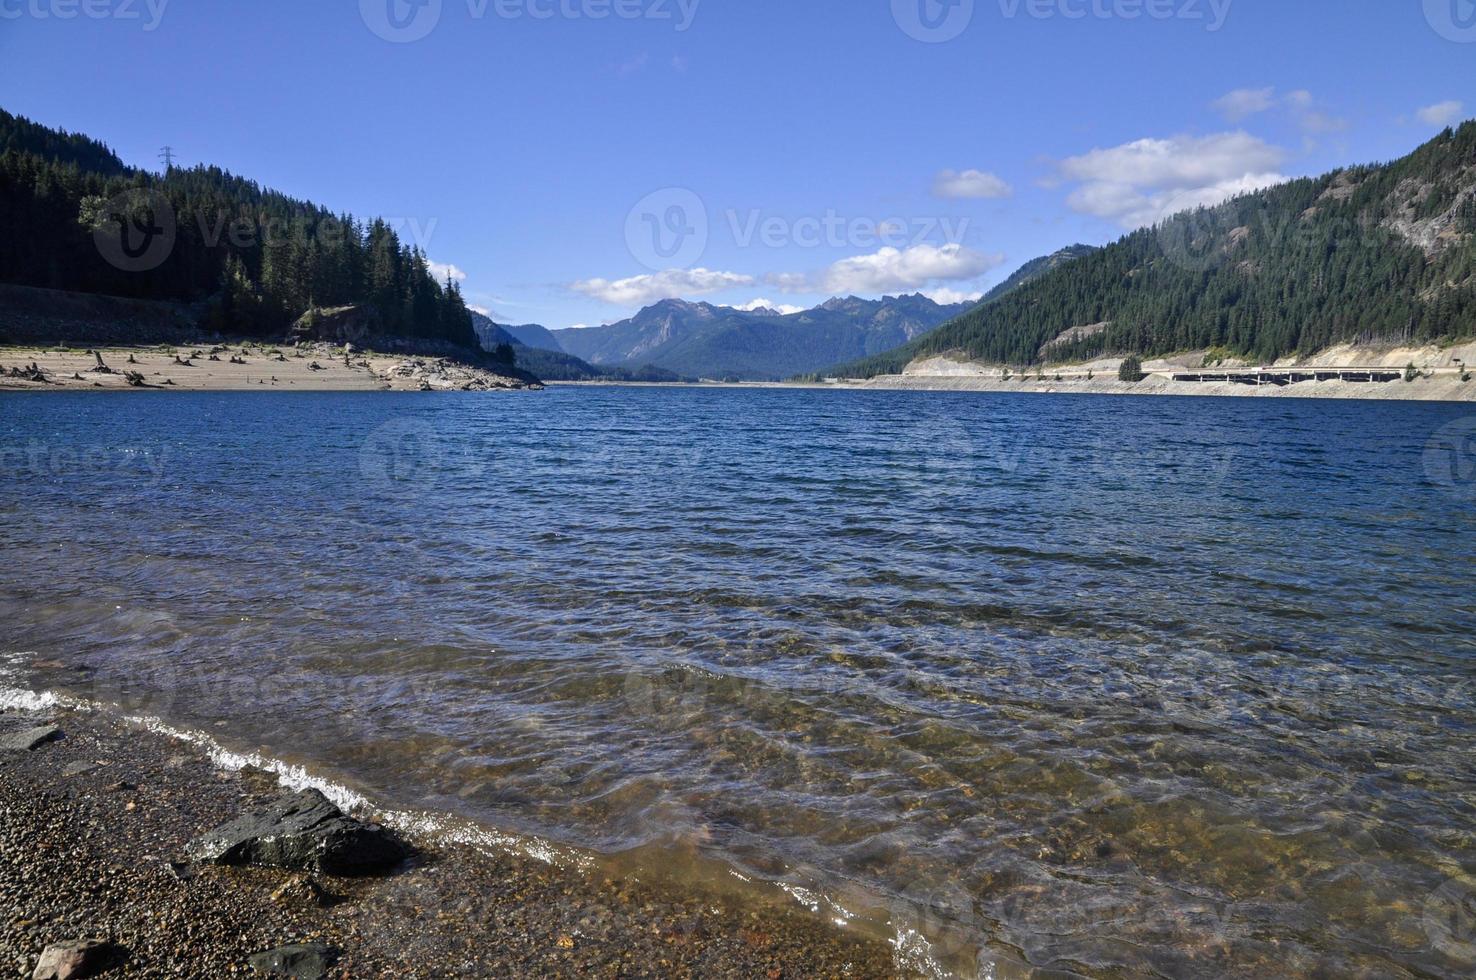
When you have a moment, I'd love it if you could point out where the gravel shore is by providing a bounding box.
[0,704,897,978]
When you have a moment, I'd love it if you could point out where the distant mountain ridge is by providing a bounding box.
[498,322,565,351]
[833,123,1476,377]
[469,312,686,382]
[550,294,976,381]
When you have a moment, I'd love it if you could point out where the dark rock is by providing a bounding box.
[1,725,62,752]
[246,943,339,979]
[186,788,407,876]
[31,938,123,979]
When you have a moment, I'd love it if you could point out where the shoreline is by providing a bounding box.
[557,375,1476,401]
[0,344,537,393]
[848,371,1476,401]
[7,345,1473,402]
[0,695,899,978]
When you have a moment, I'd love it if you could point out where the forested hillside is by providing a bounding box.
[834,122,1476,377]
[0,109,478,348]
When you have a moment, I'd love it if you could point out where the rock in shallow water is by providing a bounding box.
[186,788,407,876]
[31,938,122,979]
[246,943,340,979]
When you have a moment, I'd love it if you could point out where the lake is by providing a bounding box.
[2,387,1474,977]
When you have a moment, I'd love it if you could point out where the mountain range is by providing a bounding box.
[833,122,1476,378]
[470,313,685,382]
[498,294,976,381]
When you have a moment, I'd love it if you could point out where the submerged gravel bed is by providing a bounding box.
[0,705,897,978]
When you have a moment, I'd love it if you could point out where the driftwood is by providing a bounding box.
[8,362,47,382]
[124,371,146,387]
[91,350,116,374]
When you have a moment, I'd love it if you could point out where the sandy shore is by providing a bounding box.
[851,343,1476,401]
[0,344,535,393]
[849,371,1476,401]
[0,701,895,979]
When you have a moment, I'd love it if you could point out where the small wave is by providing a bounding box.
[0,684,60,712]
[1,673,959,978]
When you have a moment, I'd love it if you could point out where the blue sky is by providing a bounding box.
[1,0,1472,328]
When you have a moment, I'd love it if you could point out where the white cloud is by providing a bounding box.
[1298,111,1348,135]
[566,323,591,330]
[427,260,467,283]
[920,287,984,305]
[1058,132,1288,228]
[1417,100,1465,127]
[1284,89,1314,110]
[932,169,1013,199]
[1212,87,1276,122]
[731,298,806,315]
[1212,88,1346,136]
[804,244,1004,295]
[467,304,490,316]
[571,268,754,306]
[1060,132,1284,189]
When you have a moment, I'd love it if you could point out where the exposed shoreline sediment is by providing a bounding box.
[0,344,536,393]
